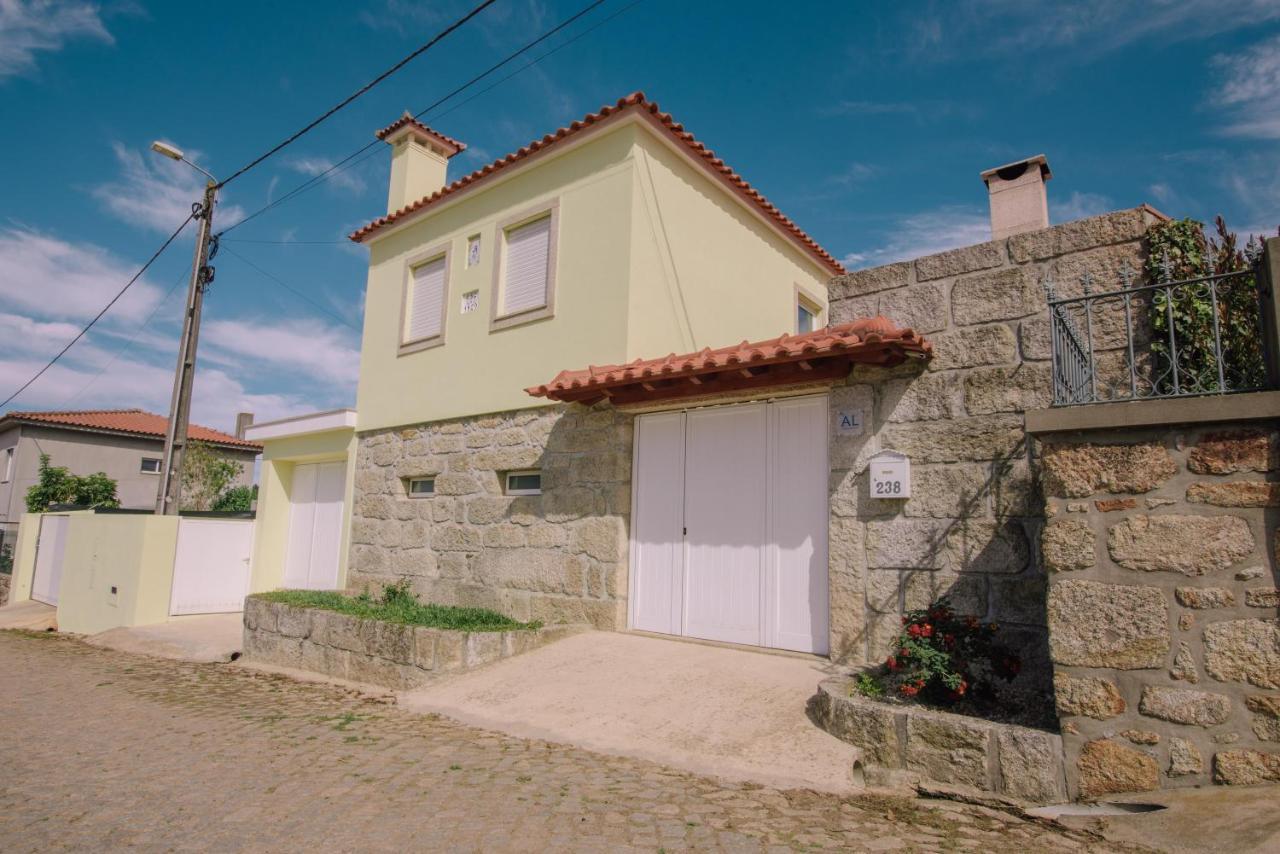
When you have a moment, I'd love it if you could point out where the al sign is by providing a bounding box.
[869,450,911,498]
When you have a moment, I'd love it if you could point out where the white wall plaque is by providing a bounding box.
[835,409,865,436]
[869,450,911,498]
[461,289,480,314]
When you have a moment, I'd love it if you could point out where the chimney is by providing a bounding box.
[234,412,254,439]
[980,155,1052,240]
[378,112,467,214]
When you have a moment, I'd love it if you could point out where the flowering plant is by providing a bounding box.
[881,596,1021,707]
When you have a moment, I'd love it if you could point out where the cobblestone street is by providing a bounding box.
[0,631,1137,852]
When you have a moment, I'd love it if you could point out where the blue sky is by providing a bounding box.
[1,0,1278,431]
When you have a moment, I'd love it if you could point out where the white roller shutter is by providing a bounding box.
[406,256,446,341]
[501,215,551,315]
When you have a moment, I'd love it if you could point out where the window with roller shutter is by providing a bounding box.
[401,252,448,352]
[491,203,558,331]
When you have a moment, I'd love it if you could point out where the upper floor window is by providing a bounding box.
[795,286,824,335]
[401,249,449,355]
[491,202,558,331]
[797,302,816,334]
[3,447,12,482]
[140,457,161,475]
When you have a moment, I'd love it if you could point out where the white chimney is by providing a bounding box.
[980,155,1052,240]
[378,112,466,214]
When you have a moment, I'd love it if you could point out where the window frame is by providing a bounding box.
[398,243,452,356]
[140,456,162,475]
[503,470,542,496]
[794,283,826,335]
[406,476,436,498]
[489,200,559,332]
[2,446,12,482]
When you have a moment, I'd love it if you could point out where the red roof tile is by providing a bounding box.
[526,317,931,404]
[0,409,262,450]
[351,92,846,275]
[375,111,467,156]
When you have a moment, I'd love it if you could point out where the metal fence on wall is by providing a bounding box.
[1046,242,1275,407]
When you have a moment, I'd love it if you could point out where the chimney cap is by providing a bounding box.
[376,111,466,158]
[980,154,1051,186]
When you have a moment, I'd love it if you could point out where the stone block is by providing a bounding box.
[1168,738,1203,777]
[432,525,483,553]
[866,611,902,663]
[1048,580,1169,669]
[1008,209,1147,263]
[943,519,1029,573]
[391,548,437,577]
[1174,587,1236,609]
[1095,498,1137,512]
[878,282,949,334]
[324,612,365,653]
[812,681,902,766]
[463,632,503,668]
[1040,441,1177,498]
[828,384,876,471]
[865,569,901,614]
[1187,430,1276,474]
[1171,642,1200,684]
[371,621,415,665]
[526,523,567,548]
[829,261,910,298]
[1203,619,1280,689]
[880,415,1025,464]
[993,459,1039,517]
[243,597,276,633]
[465,496,514,525]
[1054,673,1126,720]
[903,569,987,615]
[433,472,480,496]
[988,572,1046,623]
[1108,515,1254,575]
[915,240,1005,281]
[1139,686,1231,727]
[469,446,543,471]
[412,627,438,670]
[882,372,964,423]
[1018,316,1052,361]
[570,516,625,562]
[866,519,947,569]
[1246,695,1280,741]
[1186,481,1280,508]
[1076,738,1160,799]
[998,728,1065,803]
[1246,588,1280,608]
[927,323,1019,372]
[829,293,878,326]
[434,631,465,672]
[482,524,526,548]
[1042,519,1096,572]
[963,364,1052,415]
[1122,730,1160,745]
[1213,749,1280,785]
[542,486,598,522]
[473,548,580,595]
[275,604,312,639]
[952,267,1041,326]
[905,713,992,790]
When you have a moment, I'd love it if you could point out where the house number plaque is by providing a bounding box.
[869,450,911,498]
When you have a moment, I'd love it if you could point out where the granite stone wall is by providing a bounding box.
[824,207,1164,720]
[1040,425,1280,798]
[347,404,633,630]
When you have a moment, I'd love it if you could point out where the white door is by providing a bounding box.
[170,518,254,615]
[628,395,830,654]
[31,514,69,606]
[284,461,345,590]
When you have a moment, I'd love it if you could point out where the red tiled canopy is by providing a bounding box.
[526,317,932,406]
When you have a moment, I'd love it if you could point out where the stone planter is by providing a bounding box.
[242,596,584,690]
[809,676,1067,805]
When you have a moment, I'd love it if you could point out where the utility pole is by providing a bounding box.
[155,181,218,514]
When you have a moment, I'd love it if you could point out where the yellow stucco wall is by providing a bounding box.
[248,428,356,593]
[354,116,834,433]
[53,514,180,635]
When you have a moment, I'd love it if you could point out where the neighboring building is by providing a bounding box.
[0,408,261,527]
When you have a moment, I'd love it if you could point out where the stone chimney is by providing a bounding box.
[378,112,467,214]
[980,155,1052,240]
[234,412,254,439]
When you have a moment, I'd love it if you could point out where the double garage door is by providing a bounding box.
[284,461,345,590]
[629,395,829,654]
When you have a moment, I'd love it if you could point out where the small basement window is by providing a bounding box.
[504,470,542,496]
[140,457,162,474]
[406,477,435,497]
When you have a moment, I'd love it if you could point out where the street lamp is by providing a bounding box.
[149,139,220,515]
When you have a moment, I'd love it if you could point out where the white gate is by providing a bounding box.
[169,518,254,615]
[31,514,70,606]
[284,461,346,590]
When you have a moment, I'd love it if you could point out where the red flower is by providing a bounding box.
[886,656,898,671]
[919,623,933,638]
[900,684,918,697]
[899,647,911,659]
[957,680,967,696]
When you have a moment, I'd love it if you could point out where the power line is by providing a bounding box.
[1,212,196,410]
[220,246,361,331]
[222,238,348,245]
[216,0,499,190]
[217,0,618,237]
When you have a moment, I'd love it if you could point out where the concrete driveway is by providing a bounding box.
[84,613,243,663]
[400,630,860,793]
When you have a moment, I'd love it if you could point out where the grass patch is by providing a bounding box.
[256,579,540,633]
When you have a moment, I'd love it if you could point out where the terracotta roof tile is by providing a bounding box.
[351,92,845,275]
[0,408,262,450]
[527,317,931,403]
[375,111,467,155]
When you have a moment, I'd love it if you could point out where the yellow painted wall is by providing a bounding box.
[54,514,180,635]
[355,116,834,433]
[248,429,356,593]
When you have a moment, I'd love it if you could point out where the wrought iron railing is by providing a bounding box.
[1046,244,1272,406]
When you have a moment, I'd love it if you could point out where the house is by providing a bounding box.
[0,408,260,550]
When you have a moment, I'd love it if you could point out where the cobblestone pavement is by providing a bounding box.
[0,632,1144,853]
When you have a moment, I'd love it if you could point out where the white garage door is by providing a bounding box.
[169,518,254,615]
[284,461,346,590]
[629,395,829,654]
[31,514,70,606]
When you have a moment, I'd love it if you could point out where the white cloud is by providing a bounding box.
[1050,191,1112,223]
[1212,33,1280,139]
[0,226,163,323]
[840,206,992,270]
[92,142,244,234]
[285,156,367,195]
[0,0,112,80]
[832,162,878,187]
[201,317,361,388]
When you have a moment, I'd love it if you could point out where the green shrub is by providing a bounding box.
[853,672,884,699]
[259,581,541,632]
[211,484,256,512]
[24,454,120,511]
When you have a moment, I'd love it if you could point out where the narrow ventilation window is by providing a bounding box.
[406,477,435,497]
